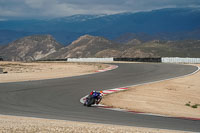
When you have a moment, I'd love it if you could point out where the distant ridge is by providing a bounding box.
[0,8,200,45]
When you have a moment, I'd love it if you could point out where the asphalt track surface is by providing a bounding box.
[0,63,199,132]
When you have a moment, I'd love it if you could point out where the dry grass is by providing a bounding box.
[102,64,200,119]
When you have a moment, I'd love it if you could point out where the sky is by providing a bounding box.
[0,0,200,19]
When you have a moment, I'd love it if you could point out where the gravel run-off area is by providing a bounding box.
[0,61,108,83]
[0,115,190,133]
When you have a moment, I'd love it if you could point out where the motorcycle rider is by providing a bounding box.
[89,90,103,104]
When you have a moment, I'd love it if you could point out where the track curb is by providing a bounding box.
[95,65,118,73]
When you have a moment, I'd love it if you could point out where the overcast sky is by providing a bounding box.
[0,0,200,19]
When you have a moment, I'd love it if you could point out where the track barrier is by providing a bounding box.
[37,58,68,61]
[114,58,161,62]
[67,58,113,62]
[162,57,200,64]
[0,68,3,74]
[36,57,200,64]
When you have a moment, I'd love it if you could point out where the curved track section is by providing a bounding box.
[0,63,199,132]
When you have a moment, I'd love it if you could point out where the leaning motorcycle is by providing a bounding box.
[84,95,102,107]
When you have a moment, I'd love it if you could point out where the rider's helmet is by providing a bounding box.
[90,90,95,95]
[100,91,103,93]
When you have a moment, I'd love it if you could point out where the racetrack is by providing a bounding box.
[0,63,199,132]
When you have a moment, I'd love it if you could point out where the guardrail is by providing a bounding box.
[162,57,200,64]
[114,58,161,62]
[36,57,200,64]
[67,58,114,62]
[37,59,68,61]
[0,68,3,74]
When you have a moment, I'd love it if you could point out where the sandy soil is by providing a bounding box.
[102,64,200,119]
[0,61,108,83]
[0,115,189,133]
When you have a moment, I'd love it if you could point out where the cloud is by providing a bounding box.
[0,0,200,19]
[24,0,47,8]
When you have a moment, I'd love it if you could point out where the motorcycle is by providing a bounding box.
[84,94,102,107]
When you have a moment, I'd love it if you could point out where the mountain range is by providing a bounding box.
[1,34,200,61]
[0,8,200,45]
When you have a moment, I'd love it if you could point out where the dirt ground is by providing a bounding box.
[0,115,189,133]
[0,61,108,83]
[102,64,200,119]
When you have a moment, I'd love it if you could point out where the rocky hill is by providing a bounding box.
[1,34,200,61]
[121,39,200,58]
[46,35,200,59]
[45,34,153,59]
[0,35,63,61]
[45,35,122,59]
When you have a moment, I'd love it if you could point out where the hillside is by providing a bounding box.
[0,35,63,61]
[1,34,200,61]
[45,35,121,59]
[122,39,200,58]
[46,35,200,59]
